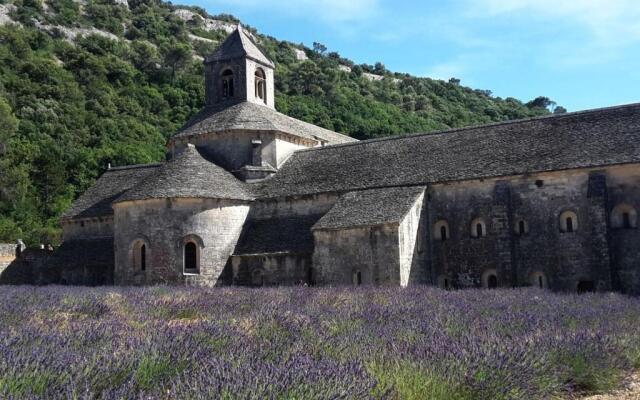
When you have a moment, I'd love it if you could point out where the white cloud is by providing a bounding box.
[424,60,467,81]
[467,0,640,46]
[213,0,382,23]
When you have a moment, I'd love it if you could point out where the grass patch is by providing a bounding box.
[561,354,623,393]
[135,355,186,391]
[368,360,471,400]
[0,371,57,397]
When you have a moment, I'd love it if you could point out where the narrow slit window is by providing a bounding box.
[566,217,574,233]
[353,270,362,286]
[519,220,526,236]
[140,244,146,271]
[440,226,448,241]
[476,223,483,237]
[623,212,631,229]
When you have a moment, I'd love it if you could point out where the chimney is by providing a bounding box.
[251,139,263,166]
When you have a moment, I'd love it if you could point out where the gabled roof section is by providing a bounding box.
[260,102,640,199]
[205,25,275,68]
[313,187,426,231]
[233,213,324,256]
[115,145,254,203]
[62,164,161,220]
[172,101,356,145]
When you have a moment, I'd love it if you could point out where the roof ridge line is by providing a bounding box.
[108,163,163,171]
[295,101,640,154]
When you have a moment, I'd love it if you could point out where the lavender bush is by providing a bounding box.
[0,286,638,399]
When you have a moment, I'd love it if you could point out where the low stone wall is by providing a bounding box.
[0,243,17,275]
[229,253,311,286]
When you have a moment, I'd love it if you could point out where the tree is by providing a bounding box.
[312,42,327,55]
[526,96,555,110]
[0,4,553,244]
[553,106,567,114]
[162,42,191,82]
[0,98,18,155]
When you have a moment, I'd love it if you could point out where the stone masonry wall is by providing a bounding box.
[245,58,275,109]
[113,198,250,286]
[607,164,640,295]
[313,224,400,285]
[62,217,114,241]
[0,243,16,276]
[399,192,426,286]
[172,131,313,174]
[425,164,640,292]
[229,254,311,286]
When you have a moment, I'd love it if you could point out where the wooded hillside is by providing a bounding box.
[0,0,558,244]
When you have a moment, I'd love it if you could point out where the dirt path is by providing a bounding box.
[579,372,640,400]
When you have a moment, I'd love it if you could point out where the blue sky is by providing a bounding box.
[184,0,640,111]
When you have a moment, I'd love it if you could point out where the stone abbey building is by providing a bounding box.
[16,26,640,293]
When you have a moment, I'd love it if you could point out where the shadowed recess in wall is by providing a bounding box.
[234,213,325,255]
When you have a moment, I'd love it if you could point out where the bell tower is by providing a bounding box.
[204,25,275,109]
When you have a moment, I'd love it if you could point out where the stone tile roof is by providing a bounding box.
[115,145,254,203]
[62,164,161,220]
[312,187,425,231]
[205,25,274,68]
[259,103,640,198]
[172,101,356,145]
[233,213,324,255]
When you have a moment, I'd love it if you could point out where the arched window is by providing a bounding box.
[515,219,529,236]
[482,269,498,289]
[221,69,234,98]
[184,242,199,273]
[611,204,637,229]
[140,244,146,271]
[559,211,578,233]
[530,271,547,289]
[470,218,487,238]
[251,269,264,287]
[255,68,266,103]
[433,220,449,241]
[132,240,149,272]
[352,270,362,286]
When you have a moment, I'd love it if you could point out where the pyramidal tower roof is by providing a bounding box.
[205,25,274,68]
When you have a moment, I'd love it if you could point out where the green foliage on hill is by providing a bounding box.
[0,0,556,244]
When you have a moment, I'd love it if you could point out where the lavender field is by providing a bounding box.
[0,286,639,399]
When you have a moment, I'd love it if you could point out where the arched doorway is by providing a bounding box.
[251,269,264,287]
[577,281,595,294]
[482,269,498,289]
